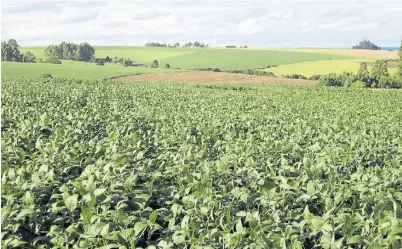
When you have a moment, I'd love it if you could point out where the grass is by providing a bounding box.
[1,61,181,79]
[155,49,352,70]
[265,59,398,77]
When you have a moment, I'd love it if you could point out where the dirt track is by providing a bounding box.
[116,71,315,85]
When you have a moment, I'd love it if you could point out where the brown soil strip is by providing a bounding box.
[116,71,315,86]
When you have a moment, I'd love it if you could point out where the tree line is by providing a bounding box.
[1,39,36,62]
[352,39,380,50]
[43,42,95,64]
[145,41,209,48]
[318,45,402,88]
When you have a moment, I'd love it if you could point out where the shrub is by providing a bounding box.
[282,74,308,80]
[225,69,275,77]
[122,59,132,67]
[45,58,62,64]
[40,73,53,79]
[350,80,365,88]
[309,75,321,81]
[317,74,343,87]
[165,63,171,69]
[151,60,159,68]
[97,60,104,66]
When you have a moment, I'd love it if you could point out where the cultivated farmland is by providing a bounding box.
[2,77,402,248]
[3,46,396,80]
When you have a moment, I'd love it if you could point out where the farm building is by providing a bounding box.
[216,45,237,48]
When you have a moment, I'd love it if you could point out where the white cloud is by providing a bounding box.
[1,0,401,48]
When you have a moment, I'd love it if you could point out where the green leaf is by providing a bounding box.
[17,208,34,218]
[149,210,159,224]
[94,188,106,196]
[65,194,79,212]
[101,224,109,237]
[348,235,362,244]
[134,222,147,237]
[23,191,34,206]
[258,178,276,191]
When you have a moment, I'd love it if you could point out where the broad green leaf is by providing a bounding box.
[65,194,79,212]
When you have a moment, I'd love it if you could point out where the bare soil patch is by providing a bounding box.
[116,71,315,85]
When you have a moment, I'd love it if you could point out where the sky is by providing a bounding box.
[1,0,402,48]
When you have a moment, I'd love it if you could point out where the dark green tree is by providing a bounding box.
[22,51,36,63]
[7,39,19,47]
[151,59,159,68]
[352,39,379,50]
[1,42,13,61]
[74,42,95,62]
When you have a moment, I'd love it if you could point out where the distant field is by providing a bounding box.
[8,46,398,79]
[1,61,181,79]
[275,48,399,60]
[266,59,398,77]
[20,46,353,70]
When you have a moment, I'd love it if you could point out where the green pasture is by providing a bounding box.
[20,46,353,70]
[1,61,180,79]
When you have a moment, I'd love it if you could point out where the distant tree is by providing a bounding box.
[1,42,14,61]
[43,45,59,60]
[174,43,180,48]
[352,39,380,50]
[1,43,23,62]
[105,56,110,62]
[397,39,402,80]
[8,39,19,47]
[244,45,248,48]
[372,59,389,77]
[22,51,36,63]
[151,59,159,68]
[58,42,77,60]
[74,42,95,61]
[122,58,132,67]
[357,62,370,83]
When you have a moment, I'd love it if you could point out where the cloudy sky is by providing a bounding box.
[1,0,401,48]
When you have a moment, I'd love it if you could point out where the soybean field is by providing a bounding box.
[1,77,402,249]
